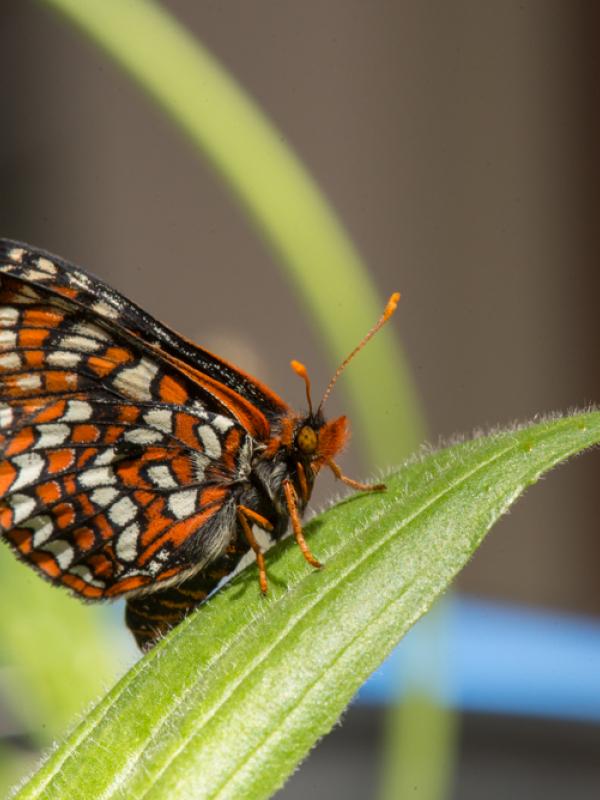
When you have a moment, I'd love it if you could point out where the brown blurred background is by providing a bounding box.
[0,1,599,797]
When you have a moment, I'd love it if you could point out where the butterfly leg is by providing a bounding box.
[326,459,386,492]
[237,505,273,594]
[282,479,322,569]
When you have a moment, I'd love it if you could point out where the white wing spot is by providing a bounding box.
[0,352,21,370]
[62,399,92,422]
[113,358,159,401]
[91,487,119,507]
[47,351,82,368]
[143,408,172,434]
[34,423,70,450]
[168,489,197,520]
[197,424,221,459]
[147,465,178,489]
[191,453,209,483]
[8,247,25,263]
[92,449,117,466]
[11,453,44,492]
[36,257,57,275]
[69,271,92,290]
[16,374,42,392]
[92,300,119,319]
[17,285,39,302]
[9,493,36,524]
[0,307,18,327]
[116,522,140,561]
[109,496,137,526]
[0,405,13,428]
[0,330,17,349]
[43,539,74,570]
[124,428,163,445]
[68,565,105,587]
[28,516,54,547]
[72,321,110,341]
[60,335,103,353]
[79,467,116,488]
[24,269,54,281]
[211,415,234,434]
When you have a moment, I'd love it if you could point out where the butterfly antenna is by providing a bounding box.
[318,292,400,413]
[290,359,314,415]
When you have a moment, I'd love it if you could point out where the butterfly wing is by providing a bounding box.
[0,240,289,433]
[0,241,259,599]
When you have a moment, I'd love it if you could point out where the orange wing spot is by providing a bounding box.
[5,427,35,456]
[133,489,154,506]
[142,446,170,463]
[18,327,49,348]
[76,447,97,469]
[87,356,115,378]
[73,527,95,551]
[64,475,77,495]
[45,371,77,393]
[6,528,32,554]
[31,551,60,578]
[88,552,114,578]
[139,499,170,547]
[118,406,140,423]
[36,480,62,504]
[0,462,17,496]
[105,346,132,366]
[23,308,64,328]
[95,513,114,541]
[53,285,78,300]
[223,428,242,473]
[62,573,104,599]
[33,399,66,423]
[47,448,74,474]
[199,485,228,506]
[140,504,221,565]
[0,505,13,528]
[24,350,45,368]
[106,575,150,597]
[55,502,75,529]
[118,461,149,490]
[72,424,100,444]
[156,567,184,583]
[104,425,125,445]
[171,454,193,485]
[76,491,95,518]
[158,374,188,404]
[174,413,198,448]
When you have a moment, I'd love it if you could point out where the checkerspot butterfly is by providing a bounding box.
[0,240,399,649]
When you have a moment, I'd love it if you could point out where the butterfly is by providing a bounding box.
[0,239,399,649]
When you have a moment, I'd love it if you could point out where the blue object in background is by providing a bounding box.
[357,596,600,723]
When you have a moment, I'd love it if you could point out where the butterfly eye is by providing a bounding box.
[296,425,318,456]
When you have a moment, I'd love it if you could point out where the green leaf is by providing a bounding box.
[13,411,600,800]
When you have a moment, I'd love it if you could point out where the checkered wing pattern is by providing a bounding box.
[0,241,257,599]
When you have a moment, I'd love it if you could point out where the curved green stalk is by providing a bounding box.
[42,0,425,464]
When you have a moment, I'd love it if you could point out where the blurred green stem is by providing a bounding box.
[43,0,424,464]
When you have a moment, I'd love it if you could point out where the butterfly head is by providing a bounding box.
[289,291,400,491]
